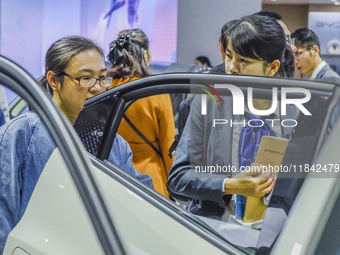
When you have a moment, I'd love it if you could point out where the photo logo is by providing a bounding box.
[201,84,311,116]
[200,83,223,107]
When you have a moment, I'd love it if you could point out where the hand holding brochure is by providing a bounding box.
[243,136,289,223]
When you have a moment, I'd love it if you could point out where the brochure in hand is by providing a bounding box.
[243,136,289,223]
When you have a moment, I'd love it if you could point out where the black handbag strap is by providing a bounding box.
[123,114,162,158]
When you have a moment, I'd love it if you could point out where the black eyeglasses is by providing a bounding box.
[294,48,311,59]
[60,72,113,88]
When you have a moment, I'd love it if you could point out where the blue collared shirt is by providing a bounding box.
[0,112,153,253]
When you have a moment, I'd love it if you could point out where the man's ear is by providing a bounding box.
[267,59,281,77]
[312,45,320,55]
[46,71,61,93]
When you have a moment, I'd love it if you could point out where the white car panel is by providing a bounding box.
[5,149,231,255]
[4,149,104,255]
[90,160,232,255]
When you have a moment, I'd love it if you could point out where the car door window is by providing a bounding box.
[75,86,252,254]
[185,82,334,251]
[73,74,338,254]
[256,88,334,252]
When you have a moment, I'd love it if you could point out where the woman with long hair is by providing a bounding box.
[107,29,175,198]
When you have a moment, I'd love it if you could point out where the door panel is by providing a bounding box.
[4,150,104,255]
[91,160,228,255]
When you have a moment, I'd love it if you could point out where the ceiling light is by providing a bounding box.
[335,1,340,5]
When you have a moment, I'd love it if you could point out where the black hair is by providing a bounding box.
[195,56,211,67]
[39,36,104,95]
[255,11,282,20]
[291,28,320,49]
[107,28,151,78]
[221,19,240,35]
[219,19,240,45]
[221,14,286,76]
[281,45,295,77]
[256,12,295,77]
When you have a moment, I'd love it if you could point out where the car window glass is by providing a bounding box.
[73,89,244,254]
[170,92,188,123]
[256,88,333,252]
[73,79,337,254]
[109,86,321,251]
[1,87,29,119]
[182,83,333,251]
[116,93,177,197]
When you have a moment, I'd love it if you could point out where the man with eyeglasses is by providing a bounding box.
[0,36,153,253]
[292,28,340,141]
[291,28,339,81]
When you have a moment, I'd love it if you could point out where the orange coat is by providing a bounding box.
[109,77,175,197]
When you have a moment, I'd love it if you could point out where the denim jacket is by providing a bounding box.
[0,112,153,252]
